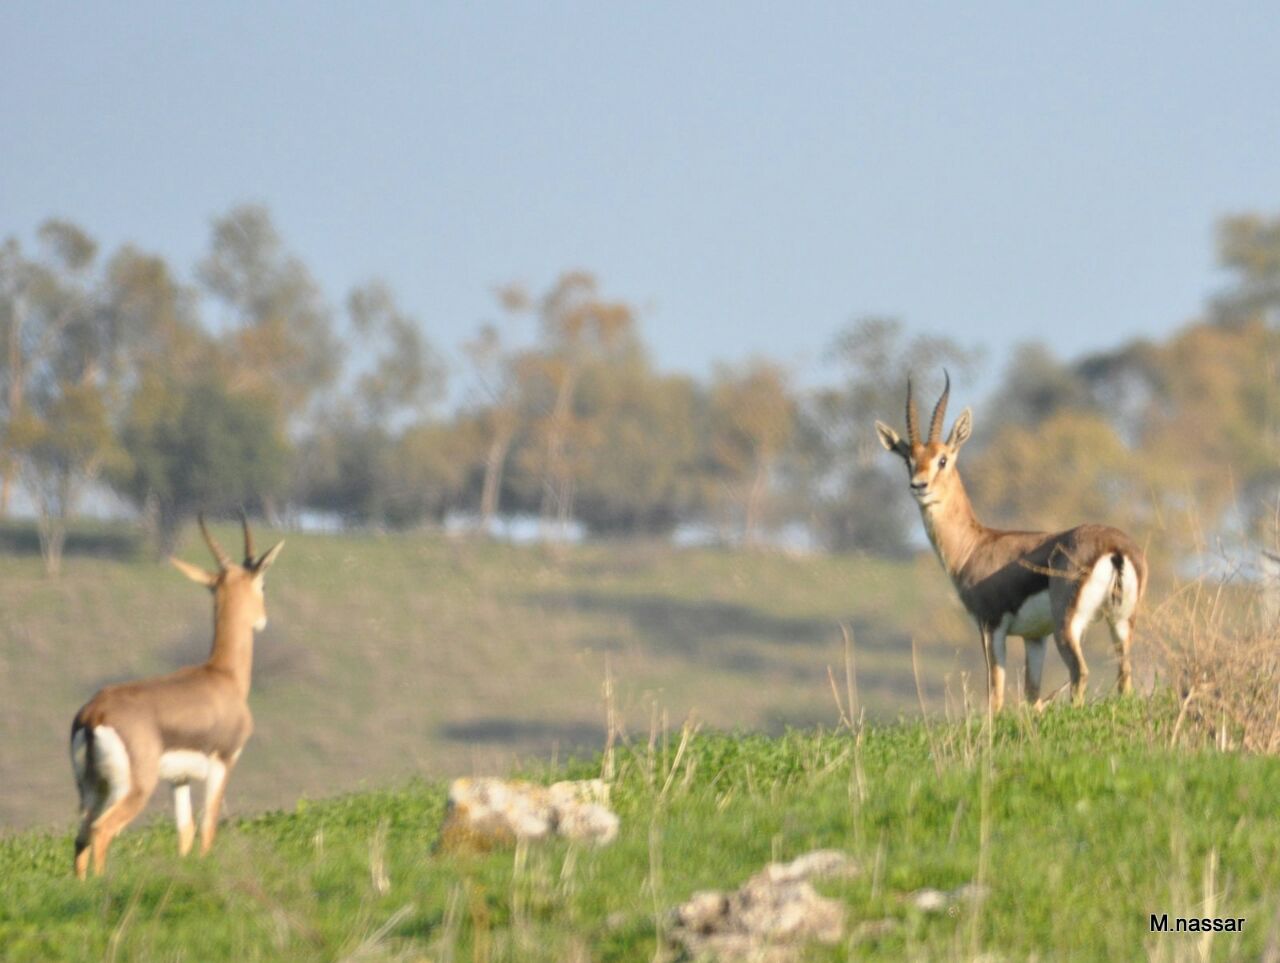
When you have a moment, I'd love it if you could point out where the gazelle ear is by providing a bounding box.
[170,556,218,587]
[875,421,910,459]
[253,540,285,573]
[948,408,973,449]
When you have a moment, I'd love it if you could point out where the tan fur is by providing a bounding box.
[70,517,282,878]
[877,378,1146,713]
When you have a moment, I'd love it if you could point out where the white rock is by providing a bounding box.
[665,850,859,961]
[910,888,949,912]
[438,776,619,851]
[910,881,989,913]
[556,799,620,844]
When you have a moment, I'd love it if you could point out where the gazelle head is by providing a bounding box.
[875,371,973,509]
[170,514,284,631]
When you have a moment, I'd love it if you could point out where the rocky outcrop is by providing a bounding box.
[664,850,859,961]
[437,777,619,851]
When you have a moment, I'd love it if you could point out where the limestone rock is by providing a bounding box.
[665,850,858,961]
[437,777,618,851]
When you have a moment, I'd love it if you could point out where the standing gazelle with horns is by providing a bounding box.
[875,373,1146,713]
[70,515,283,878]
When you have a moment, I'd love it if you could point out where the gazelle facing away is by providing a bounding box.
[876,374,1146,713]
[70,516,283,878]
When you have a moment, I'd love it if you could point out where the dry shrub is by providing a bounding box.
[1147,575,1280,753]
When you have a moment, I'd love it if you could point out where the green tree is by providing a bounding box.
[11,383,123,574]
[289,278,447,528]
[572,355,703,535]
[1141,319,1280,551]
[708,360,795,545]
[1064,212,1280,556]
[983,342,1092,431]
[116,379,288,555]
[1205,212,1280,542]
[103,245,208,380]
[512,272,635,540]
[292,418,390,527]
[462,316,526,532]
[197,204,339,417]
[809,317,979,554]
[964,410,1147,535]
[1213,213,1280,326]
[99,245,228,554]
[1,221,131,574]
[346,280,446,423]
[0,221,103,520]
[293,416,476,530]
[382,420,478,528]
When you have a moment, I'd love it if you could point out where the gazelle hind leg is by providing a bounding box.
[1054,554,1119,707]
[1053,625,1089,706]
[74,790,106,880]
[1109,619,1134,695]
[71,727,126,879]
[71,728,95,878]
[89,787,151,876]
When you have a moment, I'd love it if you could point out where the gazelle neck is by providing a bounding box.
[208,597,255,696]
[918,473,986,579]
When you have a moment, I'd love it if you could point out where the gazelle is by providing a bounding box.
[876,373,1146,713]
[70,516,283,878]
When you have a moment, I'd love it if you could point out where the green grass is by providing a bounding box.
[4,698,1277,960]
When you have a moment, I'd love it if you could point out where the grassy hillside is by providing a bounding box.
[0,522,1057,832]
[3,700,1276,960]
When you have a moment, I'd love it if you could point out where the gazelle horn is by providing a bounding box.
[905,376,921,446]
[929,369,951,443]
[198,514,232,570]
[240,510,256,566]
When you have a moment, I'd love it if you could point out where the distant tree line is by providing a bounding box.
[2,205,1279,574]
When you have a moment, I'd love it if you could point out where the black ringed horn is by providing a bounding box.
[929,369,951,443]
[198,514,232,569]
[905,376,921,446]
[240,509,255,566]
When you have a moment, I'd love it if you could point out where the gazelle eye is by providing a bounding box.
[938,455,948,469]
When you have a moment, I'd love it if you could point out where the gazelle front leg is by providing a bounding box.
[200,757,230,856]
[173,783,196,856]
[981,625,1008,714]
[1024,636,1046,705]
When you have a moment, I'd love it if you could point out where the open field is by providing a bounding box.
[3,700,1276,959]
[0,522,1151,833]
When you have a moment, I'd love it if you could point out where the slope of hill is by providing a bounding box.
[2,523,1004,831]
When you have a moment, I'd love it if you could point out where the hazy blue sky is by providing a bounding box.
[3,2,1277,394]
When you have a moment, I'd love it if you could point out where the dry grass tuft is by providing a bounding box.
[1148,574,1280,753]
